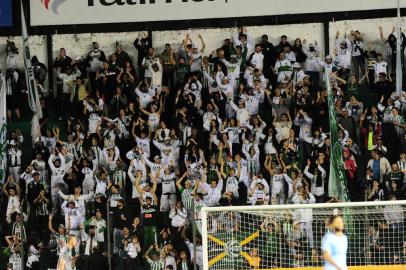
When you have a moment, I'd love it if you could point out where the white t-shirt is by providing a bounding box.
[190,52,202,72]
[88,113,101,134]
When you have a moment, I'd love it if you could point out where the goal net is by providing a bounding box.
[201,201,406,270]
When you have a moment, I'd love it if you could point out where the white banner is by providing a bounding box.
[30,0,404,26]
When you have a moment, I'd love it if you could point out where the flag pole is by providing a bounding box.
[396,0,402,96]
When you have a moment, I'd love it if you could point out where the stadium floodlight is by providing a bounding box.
[201,200,406,270]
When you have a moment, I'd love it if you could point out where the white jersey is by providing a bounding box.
[88,113,101,134]
[225,176,239,197]
[161,172,176,194]
[191,52,203,72]
[148,113,160,132]
[136,137,150,158]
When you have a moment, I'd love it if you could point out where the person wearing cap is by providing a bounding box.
[79,224,98,259]
[7,139,22,182]
[152,135,179,166]
[292,62,305,86]
[246,68,267,89]
[318,54,338,84]
[221,55,241,91]
[58,185,93,217]
[190,34,206,73]
[229,96,250,125]
[61,200,84,250]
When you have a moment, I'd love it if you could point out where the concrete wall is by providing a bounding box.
[152,23,325,57]
[329,17,406,60]
[0,35,48,74]
[51,31,146,65]
[2,17,406,91]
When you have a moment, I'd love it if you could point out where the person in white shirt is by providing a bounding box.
[49,149,67,213]
[7,140,22,182]
[79,225,98,256]
[57,235,77,270]
[229,98,250,125]
[135,81,154,109]
[350,30,366,80]
[58,185,93,216]
[274,52,292,83]
[61,201,84,253]
[270,166,293,204]
[221,55,240,91]
[248,44,265,71]
[373,53,388,82]
[292,185,316,249]
[190,34,206,72]
[169,201,188,229]
[216,73,234,118]
[2,175,21,223]
[294,109,313,156]
[142,47,160,84]
[335,31,351,79]
[249,181,269,205]
[124,235,141,268]
[201,170,223,207]
[304,160,326,203]
[233,27,255,60]
[89,210,107,244]
[57,65,81,120]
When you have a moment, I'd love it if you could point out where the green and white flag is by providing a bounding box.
[325,71,349,202]
[21,0,42,143]
[0,74,7,184]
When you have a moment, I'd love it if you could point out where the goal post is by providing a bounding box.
[201,200,406,270]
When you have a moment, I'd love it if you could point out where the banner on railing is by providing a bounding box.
[30,0,403,26]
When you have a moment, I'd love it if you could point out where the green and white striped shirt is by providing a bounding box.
[147,258,164,270]
[180,187,194,211]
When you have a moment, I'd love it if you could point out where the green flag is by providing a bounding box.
[325,71,349,202]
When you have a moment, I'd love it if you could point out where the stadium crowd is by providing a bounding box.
[1,26,406,269]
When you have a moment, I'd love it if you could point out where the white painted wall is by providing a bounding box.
[3,17,406,91]
[152,23,325,58]
[0,35,48,74]
[51,31,146,67]
[329,17,406,60]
